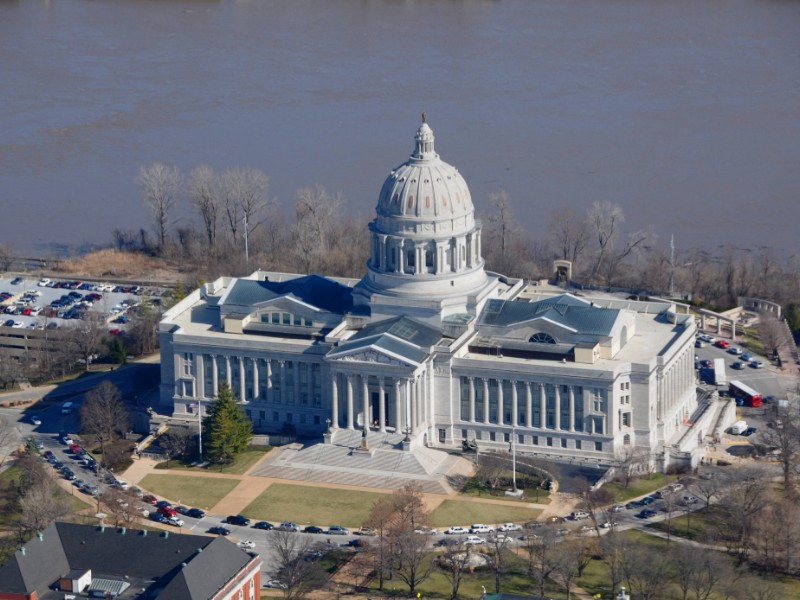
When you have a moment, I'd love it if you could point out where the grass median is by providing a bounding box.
[429,499,541,527]
[138,473,240,510]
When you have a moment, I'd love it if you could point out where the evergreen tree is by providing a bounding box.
[202,382,252,464]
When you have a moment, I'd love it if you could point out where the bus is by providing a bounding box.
[729,380,762,407]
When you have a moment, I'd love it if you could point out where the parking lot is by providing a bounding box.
[0,274,168,335]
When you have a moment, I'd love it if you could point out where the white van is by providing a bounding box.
[730,420,747,435]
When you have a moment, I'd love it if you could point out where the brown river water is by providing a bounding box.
[1,0,799,258]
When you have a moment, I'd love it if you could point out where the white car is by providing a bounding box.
[11,321,24,328]
[498,523,522,532]
[264,580,287,590]
[238,540,255,549]
[465,535,486,545]
[681,495,698,505]
[610,504,626,513]
[444,526,467,535]
[491,533,512,544]
[469,524,494,534]
[413,527,439,535]
[37,279,51,287]
[727,346,743,355]
[167,516,185,527]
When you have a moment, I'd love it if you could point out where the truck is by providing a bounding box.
[61,401,74,415]
[730,420,748,435]
[713,358,726,386]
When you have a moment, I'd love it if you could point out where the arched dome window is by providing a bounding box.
[529,332,556,344]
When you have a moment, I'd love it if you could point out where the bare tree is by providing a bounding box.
[620,540,670,600]
[524,525,560,598]
[0,417,18,468]
[613,445,650,487]
[388,484,434,594]
[587,200,624,280]
[599,530,629,599]
[553,537,593,600]
[17,474,70,534]
[485,190,518,271]
[365,495,395,591]
[220,167,272,259]
[270,529,325,600]
[67,313,106,372]
[691,473,727,510]
[0,244,13,271]
[753,404,800,491]
[188,165,221,251]
[549,208,589,267]
[293,185,343,273]
[161,426,195,467]
[101,486,143,528]
[80,381,130,467]
[136,162,183,251]
[714,465,771,563]
[439,539,470,600]
[757,314,785,360]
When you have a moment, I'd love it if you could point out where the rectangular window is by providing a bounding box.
[490,432,496,441]
[300,414,306,424]
[532,435,539,445]
[294,315,302,326]
[282,313,291,325]
[272,313,280,324]
[575,440,582,450]
[622,412,631,427]
[184,380,193,397]
[560,438,567,448]
[286,412,293,423]
[518,434,524,444]
[504,432,510,442]
[546,437,553,447]
[595,441,602,452]
[260,314,270,323]
[304,318,313,327]
[438,429,446,443]
[273,411,279,422]
[462,429,468,439]
[259,410,266,421]
[314,415,320,425]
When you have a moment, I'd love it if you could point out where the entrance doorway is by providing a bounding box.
[371,391,382,427]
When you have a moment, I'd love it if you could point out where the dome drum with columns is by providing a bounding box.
[355,115,496,316]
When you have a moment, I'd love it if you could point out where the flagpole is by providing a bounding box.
[198,402,203,462]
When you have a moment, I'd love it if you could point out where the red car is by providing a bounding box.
[69,443,82,454]
[714,340,730,349]
[143,494,158,505]
[158,506,177,518]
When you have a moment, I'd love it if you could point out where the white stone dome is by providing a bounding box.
[375,118,475,235]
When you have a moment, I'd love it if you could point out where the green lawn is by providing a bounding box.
[429,499,541,528]
[154,445,272,475]
[138,474,241,510]
[242,483,388,528]
[460,487,551,505]
[602,473,677,502]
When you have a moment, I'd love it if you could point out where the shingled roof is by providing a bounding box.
[0,523,257,600]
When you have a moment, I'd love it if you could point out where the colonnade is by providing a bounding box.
[370,228,481,275]
[657,348,695,420]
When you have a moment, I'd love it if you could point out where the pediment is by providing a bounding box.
[331,348,415,368]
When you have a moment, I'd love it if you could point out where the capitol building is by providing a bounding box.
[159,118,702,476]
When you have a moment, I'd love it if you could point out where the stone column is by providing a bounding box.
[511,381,518,427]
[225,356,232,389]
[497,379,504,425]
[211,355,218,397]
[294,361,301,405]
[239,357,246,402]
[554,384,561,430]
[346,374,354,430]
[379,235,387,270]
[482,378,490,424]
[279,361,286,404]
[410,377,417,433]
[568,386,575,432]
[265,360,273,402]
[362,375,370,427]
[525,382,533,428]
[196,354,205,399]
[379,379,386,432]
[330,372,339,429]
[252,358,259,400]
[395,380,402,431]
[468,377,476,422]
[539,383,546,429]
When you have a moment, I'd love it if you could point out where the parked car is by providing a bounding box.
[158,506,177,518]
[155,500,172,509]
[741,353,752,361]
[278,521,301,532]
[226,515,251,526]
[304,525,325,534]
[727,346,743,355]
[715,340,730,349]
[469,523,494,533]
[167,516,185,527]
[263,580,287,589]
[636,509,657,519]
[569,511,589,521]
[681,495,699,505]
[253,521,274,530]
[750,360,764,369]
[742,427,758,436]
[732,361,745,370]
[327,525,349,535]
[186,508,206,519]
[498,523,522,532]
[445,526,467,535]
[238,540,255,549]
[465,535,486,545]
[208,526,231,536]
[150,512,168,523]
[355,527,377,536]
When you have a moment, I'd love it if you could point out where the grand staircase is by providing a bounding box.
[250,428,462,494]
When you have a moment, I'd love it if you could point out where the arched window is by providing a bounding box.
[529,332,557,344]
[623,434,631,445]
